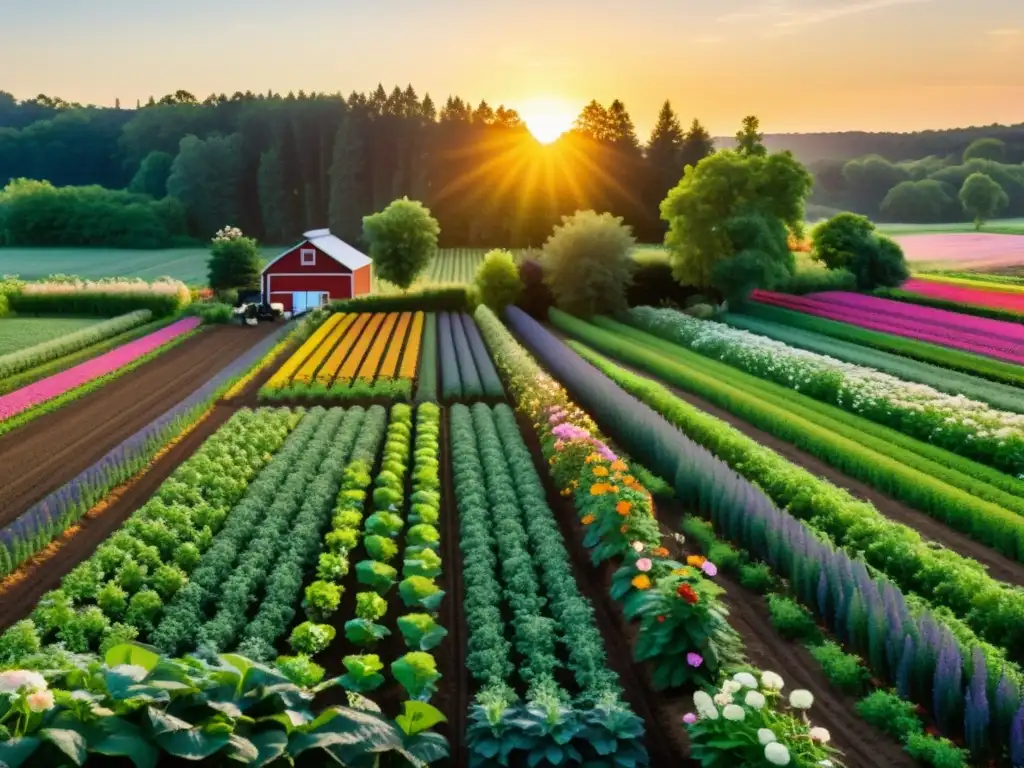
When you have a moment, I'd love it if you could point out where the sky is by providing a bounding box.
[2,0,1023,137]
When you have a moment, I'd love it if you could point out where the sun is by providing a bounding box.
[518,97,576,144]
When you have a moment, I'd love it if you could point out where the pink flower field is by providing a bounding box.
[894,233,1024,268]
[0,317,201,421]
[751,290,1024,365]
[902,278,1024,312]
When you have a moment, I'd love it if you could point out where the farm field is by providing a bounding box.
[3,290,1024,767]
[893,232,1024,269]
[879,218,1024,236]
[0,317,99,355]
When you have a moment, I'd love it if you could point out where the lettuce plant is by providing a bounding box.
[397,613,448,651]
[340,653,386,693]
[392,651,441,701]
[399,576,444,611]
[288,622,336,655]
[356,560,398,595]
[303,580,343,622]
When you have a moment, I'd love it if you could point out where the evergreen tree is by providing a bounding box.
[647,100,684,178]
[607,100,640,152]
[328,116,370,243]
[573,100,611,141]
[258,148,290,242]
[420,94,437,123]
[473,100,495,125]
[680,118,715,170]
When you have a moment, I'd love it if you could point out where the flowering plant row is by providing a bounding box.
[624,305,1024,476]
[722,311,1024,415]
[510,311,1022,766]
[0,318,297,579]
[451,403,647,767]
[0,309,152,380]
[0,407,300,668]
[0,642,449,766]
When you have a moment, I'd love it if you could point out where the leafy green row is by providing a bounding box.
[737,300,1024,387]
[240,406,387,661]
[0,408,300,665]
[195,407,363,655]
[568,338,1024,670]
[583,316,1024,551]
[414,313,438,403]
[722,310,1024,414]
[152,408,329,655]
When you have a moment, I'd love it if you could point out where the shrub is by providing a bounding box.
[776,266,857,295]
[811,213,908,289]
[208,227,260,292]
[541,210,637,316]
[903,732,970,768]
[808,641,869,695]
[738,563,774,594]
[855,690,922,741]
[767,594,819,643]
[474,249,523,310]
[190,301,233,324]
[516,257,554,319]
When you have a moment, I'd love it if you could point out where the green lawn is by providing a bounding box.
[0,247,284,285]
[0,317,100,355]
[873,218,1024,236]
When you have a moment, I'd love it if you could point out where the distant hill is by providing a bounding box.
[714,124,1024,164]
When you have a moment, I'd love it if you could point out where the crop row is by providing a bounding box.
[722,310,1024,414]
[438,312,502,400]
[744,295,1024,387]
[451,402,649,766]
[0,310,153,380]
[556,313,1024,657]
[474,306,838,767]
[262,311,425,400]
[624,305,1024,476]
[414,313,438,402]
[507,305,1024,765]
[0,407,301,663]
[0,321,297,578]
[572,314,1024,557]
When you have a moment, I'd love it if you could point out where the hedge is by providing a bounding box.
[329,287,468,314]
[9,292,183,318]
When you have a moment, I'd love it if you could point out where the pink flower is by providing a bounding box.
[687,652,704,668]
[683,712,697,724]
[26,689,55,712]
[701,561,718,577]
[636,558,653,573]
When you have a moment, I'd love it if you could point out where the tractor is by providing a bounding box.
[233,291,284,325]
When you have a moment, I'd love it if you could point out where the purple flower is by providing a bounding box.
[687,652,704,668]
[683,712,697,724]
[701,561,718,577]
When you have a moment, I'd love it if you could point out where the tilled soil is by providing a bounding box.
[0,324,278,527]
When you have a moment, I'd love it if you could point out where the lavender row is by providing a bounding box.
[459,314,503,397]
[448,311,482,397]
[0,323,294,575]
[438,312,461,400]
[504,306,1024,766]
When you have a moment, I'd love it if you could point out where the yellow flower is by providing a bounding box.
[631,575,652,590]
[591,484,609,496]
[582,514,595,525]
[672,567,695,577]
[611,460,628,472]
[592,466,609,477]
[585,453,601,464]
[687,555,706,567]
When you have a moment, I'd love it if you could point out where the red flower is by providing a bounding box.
[657,615,666,624]
[677,584,699,604]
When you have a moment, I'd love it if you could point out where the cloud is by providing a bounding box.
[987,28,1020,36]
[718,0,932,29]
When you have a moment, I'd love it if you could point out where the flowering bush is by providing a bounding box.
[686,670,840,767]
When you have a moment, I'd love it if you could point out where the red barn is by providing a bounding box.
[261,228,373,314]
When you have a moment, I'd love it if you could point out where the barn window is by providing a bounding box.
[300,248,316,266]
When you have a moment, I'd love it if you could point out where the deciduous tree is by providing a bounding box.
[959,172,1009,230]
[362,197,440,290]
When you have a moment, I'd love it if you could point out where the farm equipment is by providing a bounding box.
[233,291,284,325]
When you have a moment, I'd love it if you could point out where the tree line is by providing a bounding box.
[0,87,714,248]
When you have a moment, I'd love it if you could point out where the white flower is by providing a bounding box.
[26,689,55,712]
[112,664,149,682]
[818,761,834,767]
[723,704,745,721]
[0,670,47,694]
[760,671,784,691]
[693,691,718,720]
[789,689,814,710]
[722,680,742,695]
[765,742,791,765]
[733,671,758,689]
[809,727,831,744]
[744,690,766,710]
[631,541,645,552]
[714,692,733,706]
[758,728,777,745]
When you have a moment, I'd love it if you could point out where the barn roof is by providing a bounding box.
[262,229,373,273]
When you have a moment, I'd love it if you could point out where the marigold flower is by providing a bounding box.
[652,546,669,558]
[611,460,628,472]
[581,514,595,525]
[687,555,706,567]
[631,575,651,590]
[677,584,699,604]
[585,453,601,463]
[616,500,632,516]
[590,484,608,496]
[623,474,635,484]
[592,466,609,477]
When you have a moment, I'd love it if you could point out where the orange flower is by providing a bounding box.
[585,453,601,464]
[590,483,610,496]
[582,514,596,525]
[616,500,632,517]
[652,546,669,558]
[622,474,635,484]
[592,466,609,478]
[632,575,652,590]
[611,460,628,472]
[687,555,706,568]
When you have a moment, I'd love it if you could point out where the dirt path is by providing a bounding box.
[591,346,1024,589]
[0,324,277,527]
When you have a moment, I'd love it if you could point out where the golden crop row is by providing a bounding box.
[266,313,343,389]
[397,312,425,379]
[378,312,413,379]
[337,314,386,381]
[293,313,356,384]
[315,314,369,385]
[355,313,400,381]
